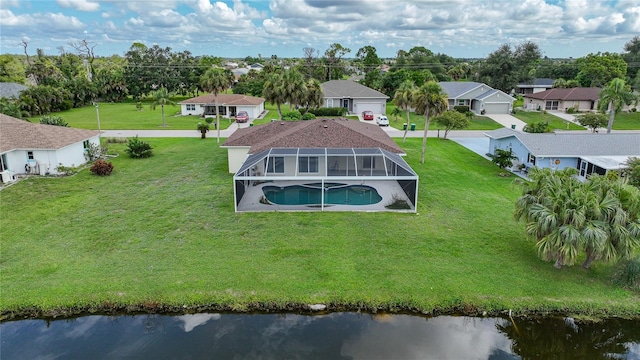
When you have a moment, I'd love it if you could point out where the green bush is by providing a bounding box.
[523,121,550,133]
[308,107,347,117]
[125,136,153,158]
[613,255,640,291]
[281,110,302,121]
[39,115,68,127]
[302,112,316,120]
[566,107,575,114]
[90,159,114,176]
[453,105,470,113]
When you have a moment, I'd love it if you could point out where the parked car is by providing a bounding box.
[362,110,374,121]
[235,111,249,123]
[376,115,389,126]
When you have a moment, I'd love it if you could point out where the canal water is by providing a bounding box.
[1,313,639,359]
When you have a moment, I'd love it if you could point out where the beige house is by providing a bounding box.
[523,88,600,112]
[178,94,265,120]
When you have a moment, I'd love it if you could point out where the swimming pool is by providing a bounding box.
[262,183,382,206]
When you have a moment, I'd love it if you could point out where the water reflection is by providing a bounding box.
[1,313,638,359]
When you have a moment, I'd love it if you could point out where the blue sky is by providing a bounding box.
[1,0,639,59]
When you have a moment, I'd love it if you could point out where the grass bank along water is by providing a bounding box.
[1,138,638,321]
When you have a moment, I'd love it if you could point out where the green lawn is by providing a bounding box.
[28,98,236,131]
[610,111,640,130]
[512,111,585,131]
[1,138,638,318]
[385,103,503,131]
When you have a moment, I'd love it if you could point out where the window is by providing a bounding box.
[27,151,34,160]
[265,156,284,174]
[362,156,375,169]
[457,99,466,106]
[545,100,559,110]
[186,104,196,111]
[527,153,536,166]
[298,156,318,173]
[83,140,90,150]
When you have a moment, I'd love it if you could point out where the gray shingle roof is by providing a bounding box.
[485,128,640,157]
[0,82,28,98]
[222,118,404,154]
[321,80,389,99]
[438,82,483,98]
[0,113,101,153]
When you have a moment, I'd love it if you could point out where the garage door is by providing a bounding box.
[354,102,385,115]
[483,103,510,114]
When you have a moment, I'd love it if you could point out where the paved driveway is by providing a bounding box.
[485,114,527,131]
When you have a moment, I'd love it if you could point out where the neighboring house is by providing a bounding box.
[221,118,418,212]
[515,78,554,95]
[0,82,28,99]
[178,94,265,120]
[522,87,600,112]
[0,113,101,181]
[231,68,250,81]
[249,63,264,70]
[438,82,515,114]
[321,80,389,115]
[485,128,640,181]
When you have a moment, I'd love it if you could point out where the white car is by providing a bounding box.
[376,115,389,126]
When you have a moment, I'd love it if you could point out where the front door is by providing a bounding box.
[342,99,349,112]
[579,160,587,177]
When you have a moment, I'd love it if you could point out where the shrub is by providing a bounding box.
[55,163,77,176]
[106,137,128,144]
[84,142,101,161]
[566,107,575,114]
[125,136,153,158]
[281,110,302,121]
[453,105,470,114]
[523,121,550,133]
[308,107,347,117]
[90,160,114,176]
[39,115,68,127]
[613,255,640,291]
[302,112,316,120]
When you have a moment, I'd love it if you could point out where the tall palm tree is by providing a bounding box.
[599,78,637,134]
[200,68,234,143]
[262,72,286,120]
[149,87,176,127]
[281,69,306,110]
[392,80,415,143]
[301,78,323,113]
[412,81,448,163]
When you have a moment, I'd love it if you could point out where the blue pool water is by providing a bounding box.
[263,183,382,206]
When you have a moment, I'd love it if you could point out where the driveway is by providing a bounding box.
[484,114,528,131]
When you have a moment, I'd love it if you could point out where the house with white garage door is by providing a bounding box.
[439,82,515,114]
[321,80,389,115]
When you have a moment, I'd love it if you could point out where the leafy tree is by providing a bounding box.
[535,57,579,80]
[0,98,28,118]
[392,79,416,143]
[18,85,72,115]
[355,45,382,76]
[0,55,26,83]
[478,42,541,92]
[623,157,640,188]
[149,87,175,127]
[200,68,234,142]
[552,78,580,88]
[523,121,550,133]
[412,81,448,164]
[576,112,608,132]
[434,110,470,139]
[599,78,638,133]
[196,122,209,139]
[622,35,640,81]
[323,43,351,81]
[39,115,68,127]
[576,52,627,87]
[491,148,518,169]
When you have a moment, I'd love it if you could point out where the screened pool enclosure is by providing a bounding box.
[233,147,419,212]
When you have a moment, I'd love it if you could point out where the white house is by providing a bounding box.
[439,82,515,114]
[0,114,101,182]
[178,94,265,120]
[321,80,389,115]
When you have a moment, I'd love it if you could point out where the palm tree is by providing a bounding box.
[301,78,323,113]
[149,87,176,127]
[599,78,637,134]
[262,72,286,120]
[196,122,210,139]
[392,80,415,143]
[281,69,306,110]
[412,81,449,163]
[200,68,234,143]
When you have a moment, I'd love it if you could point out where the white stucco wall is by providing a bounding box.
[181,104,205,116]
[226,147,251,173]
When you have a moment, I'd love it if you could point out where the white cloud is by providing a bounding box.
[56,0,100,12]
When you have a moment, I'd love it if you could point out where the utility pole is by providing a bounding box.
[94,102,101,131]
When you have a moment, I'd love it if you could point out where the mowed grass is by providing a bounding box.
[1,138,638,316]
[28,98,237,131]
[610,111,640,130]
[512,111,585,131]
[385,103,503,131]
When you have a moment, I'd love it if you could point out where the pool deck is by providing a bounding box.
[237,180,416,212]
